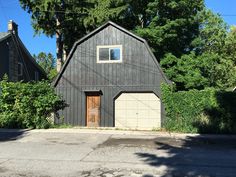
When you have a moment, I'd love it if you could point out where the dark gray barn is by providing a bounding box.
[54,21,170,130]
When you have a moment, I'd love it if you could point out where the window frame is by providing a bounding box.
[18,62,23,76]
[97,45,122,63]
[35,71,39,81]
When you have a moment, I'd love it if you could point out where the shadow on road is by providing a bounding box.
[0,129,29,141]
[136,136,236,177]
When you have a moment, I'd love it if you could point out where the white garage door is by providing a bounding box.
[115,93,161,130]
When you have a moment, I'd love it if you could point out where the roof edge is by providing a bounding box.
[0,33,11,43]
[13,34,47,77]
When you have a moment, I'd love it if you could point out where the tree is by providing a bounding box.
[160,7,236,90]
[135,0,204,60]
[20,0,94,71]
[33,52,57,80]
[224,26,236,65]
[19,0,138,71]
[84,0,134,30]
[192,9,228,54]
[161,52,236,90]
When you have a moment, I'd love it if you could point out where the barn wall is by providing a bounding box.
[55,24,167,127]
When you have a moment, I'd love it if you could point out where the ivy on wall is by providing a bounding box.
[161,84,236,133]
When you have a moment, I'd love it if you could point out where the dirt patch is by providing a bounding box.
[99,137,175,148]
[99,136,236,149]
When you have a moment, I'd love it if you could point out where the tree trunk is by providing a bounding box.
[56,18,63,72]
[63,45,67,62]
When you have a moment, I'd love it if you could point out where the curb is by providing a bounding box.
[1,128,236,139]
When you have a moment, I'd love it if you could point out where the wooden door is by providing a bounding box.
[86,95,101,127]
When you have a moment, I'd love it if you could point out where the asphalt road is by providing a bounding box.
[0,129,236,177]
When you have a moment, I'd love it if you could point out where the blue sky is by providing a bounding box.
[0,0,236,57]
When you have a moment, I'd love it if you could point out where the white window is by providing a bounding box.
[97,45,122,63]
[35,71,39,81]
[18,62,23,76]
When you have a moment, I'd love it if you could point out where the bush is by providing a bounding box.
[0,79,67,129]
[161,84,236,133]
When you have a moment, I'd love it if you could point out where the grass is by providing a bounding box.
[51,124,74,129]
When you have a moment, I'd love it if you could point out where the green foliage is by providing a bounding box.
[161,52,236,90]
[135,2,236,91]
[161,84,236,133]
[193,9,228,54]
[85,0,132,30]
[19,0,92,52]
[0,79,67,129]
[159,8,236,90]
[51,124,73,128]
[33,52,58,80]
[48,68,58,81]
[135,0,204,59]
[224,26,236,65]
[19,0,140,53]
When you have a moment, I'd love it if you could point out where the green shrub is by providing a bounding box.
[161,84,236,133]
[0,79,67,129]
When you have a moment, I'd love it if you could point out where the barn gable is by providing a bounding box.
[54,21,168,87]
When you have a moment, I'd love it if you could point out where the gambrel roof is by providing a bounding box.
[53,21,170,86]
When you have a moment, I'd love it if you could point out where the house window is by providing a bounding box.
[97,45,122,63]
[35,71,39,81]
[18,62,23,76]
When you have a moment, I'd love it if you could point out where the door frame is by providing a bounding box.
[85,91,102,127]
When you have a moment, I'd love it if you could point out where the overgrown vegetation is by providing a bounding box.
[162,84,236,133]
[0,77,67,129]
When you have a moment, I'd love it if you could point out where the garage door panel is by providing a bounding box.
[126,119,138,127]
[126,94,138,101]
[115,93,161,130]
[137,101,159,110]
[148,94,159,100]
[137,110,149,118]
[149,110,161,119]
[115,101,126,109]
[115,119,127,127]
[148,101,161,110]
[137,101,149,108]
[137,94,149,100]
[126,110,137,118]
[115,110,127,119]
[126,100,138,109]
[138,119,157,128]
